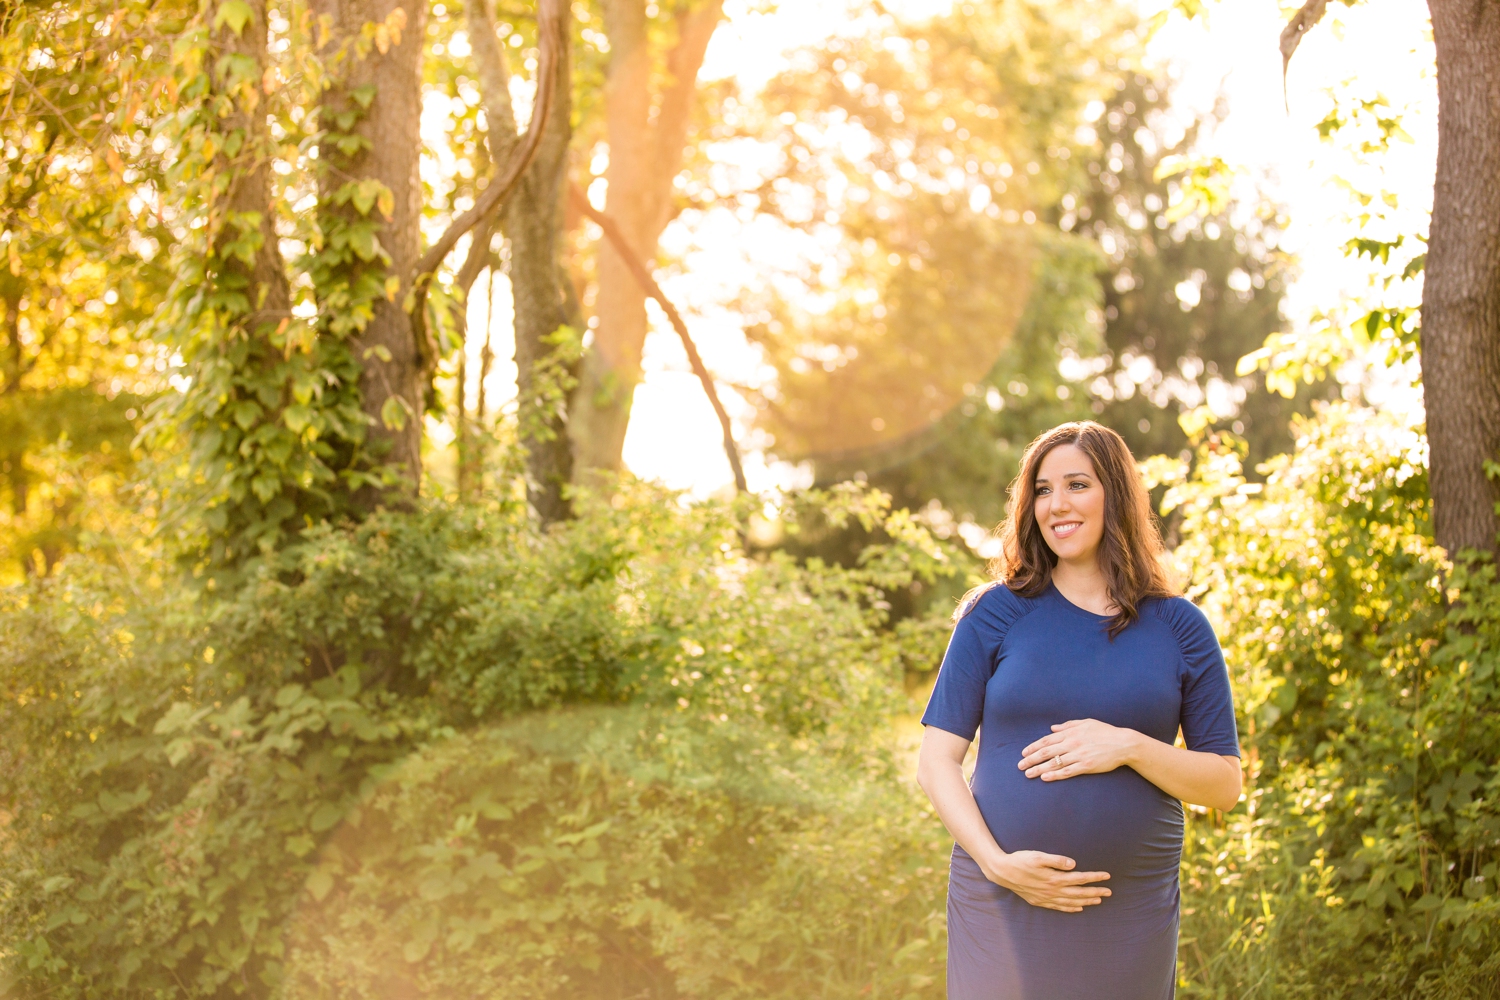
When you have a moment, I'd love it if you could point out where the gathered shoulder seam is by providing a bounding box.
[972,584,1044,656]
[1148,596,1202,678]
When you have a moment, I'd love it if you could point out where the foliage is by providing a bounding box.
[1083,74,1316,472]
[1236,83,1426,398]
[699,1,1309,529]
[0,479,964,998]
[713,0,1120,496]
[5,3,1495,1000]
[279,706,948,1000]
[7,403,1500,999]
[1160,406,1500,998]
[0,0,176,578]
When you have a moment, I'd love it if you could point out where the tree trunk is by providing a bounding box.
[504,45,576,524]
[314,0,427,494]
[205,0,298,560]
[1425,0,1500,559]
[569,0,723,477]
[213,0,292,354]
[0,289,30,548]
[468,0,576,522]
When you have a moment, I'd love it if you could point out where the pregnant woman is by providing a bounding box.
[917,421,1241,1000]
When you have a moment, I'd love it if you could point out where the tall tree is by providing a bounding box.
[1078,74,1317,472]
[568,0,724,478]
[443,0,576,521]
[715,0,1117,494]
[1277,0,1500,558]
[494,6,578,522]
[1423,0,1500,558]
[708,0,1298,529]
[314,0,428,493]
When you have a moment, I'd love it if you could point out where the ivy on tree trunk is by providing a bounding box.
[314,0,429,497]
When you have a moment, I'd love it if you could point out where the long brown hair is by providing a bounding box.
[957,421,1176,636]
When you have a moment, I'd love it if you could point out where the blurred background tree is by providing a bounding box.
[0,1,173,579]
[707,3,1326,531]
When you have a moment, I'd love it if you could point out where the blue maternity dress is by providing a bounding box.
[921,582,1239,1000]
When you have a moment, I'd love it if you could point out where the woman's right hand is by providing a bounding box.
[984,851,1111,912]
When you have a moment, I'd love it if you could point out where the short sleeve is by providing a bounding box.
[1159,598,1241,757]
[920,585,1029,741]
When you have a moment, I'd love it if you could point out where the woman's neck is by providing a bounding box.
[1051,558,1115,615]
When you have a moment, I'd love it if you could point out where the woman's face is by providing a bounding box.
[1032,443,1106,564]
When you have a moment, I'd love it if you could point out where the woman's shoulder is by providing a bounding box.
[1144,595,1221,651]
[956,580,1041,628]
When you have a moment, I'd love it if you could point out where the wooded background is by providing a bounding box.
[2,0,1499,997]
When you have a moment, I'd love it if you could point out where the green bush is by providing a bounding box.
[278,706,947,1000]
[0,481,960,999]
[7,406,1500,999]
[1165,405,1500,999]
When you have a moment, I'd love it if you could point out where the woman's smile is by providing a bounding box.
[1050,519,1083,539]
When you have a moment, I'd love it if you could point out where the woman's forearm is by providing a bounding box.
[917,753,1007,874]
[1125,734,1241,811]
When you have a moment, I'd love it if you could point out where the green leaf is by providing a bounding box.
[40,875,76,895]
[350,181,377,217]
[232,400,262,430]
[306,869,334,901]
[213,0,254,35]
[250,473,279,502]
[348,226,378,261]
[380,395,410,431]
[310,802,344,833]
[554,819,611,846]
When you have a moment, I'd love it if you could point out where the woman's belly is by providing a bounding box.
[968,741,1185,886]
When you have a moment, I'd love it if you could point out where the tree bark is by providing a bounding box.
[314,0,427,494]
[469,0,576,522]
[1425,0,1500,558]
[569,0,724,477]
[212,0,292,348]
[503,44,576,523]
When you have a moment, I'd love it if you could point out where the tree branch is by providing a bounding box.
[455,215,496,298]
[408,0,565,342]
[568,182,747,493]
[1279,0,1328,110]
[651,0,723,212]
[466,0,521,163]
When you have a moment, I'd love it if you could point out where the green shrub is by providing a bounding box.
[0,481,961,999]
[1165,405,1500,999]
[9,405,1500,1000]
[279,706,947,1000]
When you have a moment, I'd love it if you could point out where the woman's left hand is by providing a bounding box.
[1018,719,1143,781]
